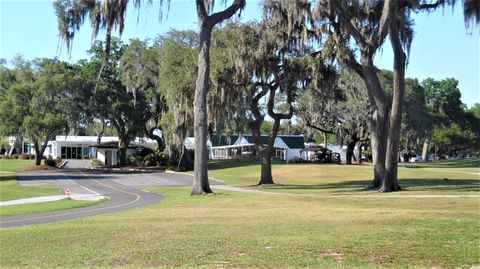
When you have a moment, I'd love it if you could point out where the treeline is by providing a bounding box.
[1,24,478,169]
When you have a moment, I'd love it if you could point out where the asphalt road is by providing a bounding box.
[0,163,223,228]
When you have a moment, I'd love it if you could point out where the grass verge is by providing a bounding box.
[0,187,478,268]
[208,159,479,195]
[0,198,106,217]
[0,159,60,201]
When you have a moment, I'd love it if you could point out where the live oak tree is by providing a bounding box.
[82,40,150,165]
[157,30,197,171]
[298,70,370,164]
[0,59,83,165]
[215,22,333,185]
[423,78,478,158]
[55,0,246,195]
[120,38,167,151]
[266,0,479,192]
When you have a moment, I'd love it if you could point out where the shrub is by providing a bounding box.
[91,158,104,167]
[144,150,169,167]
[127,155,144,167]
[21,154,29,160]
[29,154,35,160]
[11,154,19,159]
[44,158,57,167]
[1,155,9,159]
[137,148,155,158]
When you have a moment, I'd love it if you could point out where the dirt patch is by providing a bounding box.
[21,165,57,172]
[320,251,344,263]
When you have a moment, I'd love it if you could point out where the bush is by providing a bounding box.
[21,154,29,160]
[91,158,104,167]
[11,154,19,159]
[144,150,169,167]
[44,158,57,167]
[127,155,144,167]
[29,154,35,160]
[1,155,9,159]
[137,147,155,158]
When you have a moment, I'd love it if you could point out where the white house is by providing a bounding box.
[209,134,305,161]
[43,136,157,165]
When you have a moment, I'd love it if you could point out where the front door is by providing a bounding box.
[105,150,112,166]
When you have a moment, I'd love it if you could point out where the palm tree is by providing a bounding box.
[54,0,245,195]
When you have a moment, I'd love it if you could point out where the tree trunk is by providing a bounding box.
[192,22,213,195]
[258,148,274,184]
[366,93,389,189]
[323,132,328,149]
[346,141,356,165]
[360,54,389,190]
[381,6,404,192]
[95,128,103,159]
[118,138,128,166]
[191,0,245,195]
[357,141,363,164]
[33,139,49,166]
[422,136,431,162]
[33,139,42,165]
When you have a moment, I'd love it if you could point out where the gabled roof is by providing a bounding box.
[210,135,239,147]
[279,136,305,149]
[236,135,305,149]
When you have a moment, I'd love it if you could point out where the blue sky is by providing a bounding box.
[1,0,478,107]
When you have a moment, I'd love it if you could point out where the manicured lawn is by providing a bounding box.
[0,159,60,201]
[0,159,35,172]
[0,159,478,268]
[208,159,480,195]
[0,187,478,268]
[0,179,61,201]
[399,157,480,168]
[0,198,106,217]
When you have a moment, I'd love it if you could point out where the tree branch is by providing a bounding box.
[372,0,393,51]
[330,0,368,50]
[208,0,245,26]
[305,120,334,134]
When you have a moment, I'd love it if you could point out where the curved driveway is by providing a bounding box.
[0,165,223,228]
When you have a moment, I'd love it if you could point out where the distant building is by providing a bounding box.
[208,134,305,161]
[43,136,156,164]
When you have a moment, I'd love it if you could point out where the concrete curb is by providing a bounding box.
[0,194,109,206]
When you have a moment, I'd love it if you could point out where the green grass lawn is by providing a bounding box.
[0,159,60,201]
[0,188,478,268]
[0,198,106,217]
[0,158,478,268]
[0,159,35,172]
[208,158,480,195]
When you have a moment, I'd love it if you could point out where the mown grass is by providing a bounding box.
[0,177,61,201]
[0,159,60,201]
[0,198,106,217]
[0,159,35,172]
[1,187,478,268]
[0,158,478,268]
[399,157,480,168]
[208,159,480,195]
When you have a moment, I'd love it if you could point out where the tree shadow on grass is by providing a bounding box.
[208,159,287,171]
[262,178,480,193]
[0,175,17,182]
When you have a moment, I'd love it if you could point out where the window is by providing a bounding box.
[61,146,85,159]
